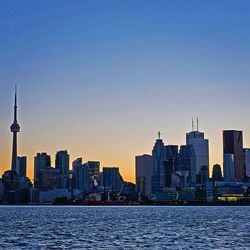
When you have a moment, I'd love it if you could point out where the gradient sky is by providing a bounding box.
[0,0,250,182]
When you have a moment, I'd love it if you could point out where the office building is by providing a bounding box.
[55,150,70,188]
[39,167,63,190]
[223,154,235,181]
[244,148,250,178]
[223,130,244,181]
[34,153,51,188]
[87,161,100,186]
[16,156,27,178]
[102,167,123,192]
[152,133,166,194]
[72,158,90,193]
[212,164,223,181]
[177,145,196,186]
[186,122,209,175]
[165,145,178,187]
[135,154,153,196]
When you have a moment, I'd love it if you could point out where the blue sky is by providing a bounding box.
[0,0,250,181]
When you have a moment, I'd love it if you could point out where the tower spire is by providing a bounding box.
[158,131,161,139]
[10,86,20,172]
[192,118,194,131]
[197,117,199,131]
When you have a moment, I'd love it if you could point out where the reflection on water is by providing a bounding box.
[0,206,249,249]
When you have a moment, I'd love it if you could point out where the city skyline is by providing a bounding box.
[0,1,250,182]
[0,87,249,183]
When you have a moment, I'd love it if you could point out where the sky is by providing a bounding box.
[0,0,250,182]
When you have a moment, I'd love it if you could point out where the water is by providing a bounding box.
[0,206,249,249]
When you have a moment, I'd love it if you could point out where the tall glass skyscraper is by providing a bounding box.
[55,150,70,188]
[151,136,166,194]
[186,129,209,175]
[223,130,245,181]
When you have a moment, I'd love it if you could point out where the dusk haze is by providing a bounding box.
[0,1,249,249]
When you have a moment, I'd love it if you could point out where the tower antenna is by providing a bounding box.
[197,117,199,131]
[192,118,194,131]
[158,131,161,139]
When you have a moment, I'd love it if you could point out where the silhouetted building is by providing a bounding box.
[244,148,250,178]
[34,153,51,188]
[16,156,27,178]
[87,161,100,186]
[39,167,63,190]
[197,165,209,185]
[223,130,244,181]
[2,170,20,204]
[102,167,123,192]
[165,145,178,187]
[55,150,70,189]
[135,154,153,196]
[152,134,166,194]
[177,145,196,186]
[121,182,137,200]
[212,164,223,181]
[223,154,235,181]
[10,87,20,172]
[72,158,90,193]
[186,125,209,175]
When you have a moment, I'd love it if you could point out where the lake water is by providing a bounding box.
[0,206,249,249]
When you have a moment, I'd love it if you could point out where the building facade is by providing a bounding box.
[135,154,153,196]
[186,130,209,175]
[223,130,245,181]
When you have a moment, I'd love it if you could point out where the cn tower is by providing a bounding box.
[10,86,20,172]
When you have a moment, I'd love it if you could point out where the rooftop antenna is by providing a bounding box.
[158,131,161,139]
[197,117,199,131]
[192,118,194,131]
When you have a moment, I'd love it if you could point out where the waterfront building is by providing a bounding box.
[223,154,235,181]
[39,189,71,203]
[165,145,178,187]
[87,161,100,186]
[72,158,90,193]
[223,130,245,181]
[212,164,223,181]
[177,145,196,186]
[102,167,123,192]
[244,148,250,178]
[151,133,166,194]
[55,150,70,189]
[39,167,63,190]
[16,156,27,177]
[135,154,153,196]
[34,152,51,188]
[197,165,209,185]
[186,121,209,175]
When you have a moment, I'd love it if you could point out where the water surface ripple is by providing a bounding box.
[0,206,249,249]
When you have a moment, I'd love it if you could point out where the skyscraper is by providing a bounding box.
[212,164,223,181]
[186,120,209,175]
[177,145,196,186]
[55,150,70,189]
[151,133,166,194]
[223,130,245,181]
[102,167,123,192]
[135,154,153,196]
[72,158,90,193]
[244,148,250,179]
[16,156,27,178]
[223,154,235,181]
[10,86,20,172]
[87,161,100,186]
[34,153,51,188]
[165,145,178,187]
